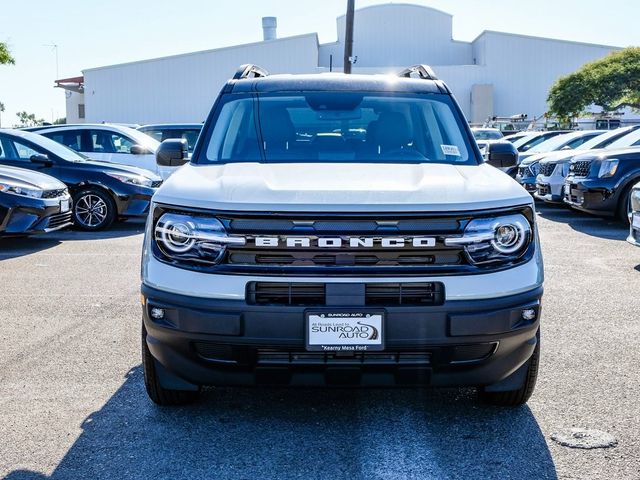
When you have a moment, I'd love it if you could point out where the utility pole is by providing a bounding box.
[343,0,355,74]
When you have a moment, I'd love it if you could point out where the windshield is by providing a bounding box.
[472,129,503,141]
[606,128,640,149]
[122,128,161,151]
[578,128,634,150]
[199,92,477,165]
[511,134,543,149]
[527,133,579,153]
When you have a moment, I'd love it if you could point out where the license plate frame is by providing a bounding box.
[633,213,640,229]
[60,199,70,213]
[305,311,385,352]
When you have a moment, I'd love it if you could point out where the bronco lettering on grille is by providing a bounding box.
[250,237,437,248]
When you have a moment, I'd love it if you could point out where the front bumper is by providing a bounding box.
[563,177,617,216]
[0,193,73,236]
[112,185,156,218]
[516,173,537,194]
[535,174,565,203]
[142,283,542,388]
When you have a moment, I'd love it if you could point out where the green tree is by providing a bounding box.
[15,111,45,128]
[0,42,15,65]
[548,47,640,120]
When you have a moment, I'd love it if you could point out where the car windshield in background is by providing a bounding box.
[473,129,503,141]
[607,127,640,149]
[201,92,477,165]
[143,129,201,152]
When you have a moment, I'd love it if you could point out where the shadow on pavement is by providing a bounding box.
[0,220,145,261]
[536,202,628,241]
[5,367,557,480]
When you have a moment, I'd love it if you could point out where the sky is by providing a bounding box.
[0,0,639,126]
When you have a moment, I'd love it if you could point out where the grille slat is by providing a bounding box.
[47,211,72,229]
[538,163,556,177]
[571,160,592,177]
[246,282,444,306]
[42,188,67,199]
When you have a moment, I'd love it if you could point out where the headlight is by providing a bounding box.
[598,159,619,178]
[529,162,540,176]
[153,212,245,265]
[0,182,43,198]
[445,214,532,264]
[105,172,156,187]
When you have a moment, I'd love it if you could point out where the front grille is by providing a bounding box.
[228,249,462,267]
[192,344,497,365]
[571,160,592,177]
[538,163,556,177]
[536,183,550,196]
[47,211,72,229]
[151,180,163,188]
[364,282,444,306]
[42,188,67,199]
[247,282,326,306]
[246,282,445,306]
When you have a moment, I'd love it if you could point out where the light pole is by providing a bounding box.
[343,0,355,74]
[44,43,59,79]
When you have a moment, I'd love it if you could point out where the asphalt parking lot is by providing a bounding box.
[1,204,639,480]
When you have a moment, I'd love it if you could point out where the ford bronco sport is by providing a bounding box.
[140,65,544,407]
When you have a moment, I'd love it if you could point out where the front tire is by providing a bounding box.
[72,188,116,231]
[617,186,633,225]
[478,335,540,407]
[142,325,200,406]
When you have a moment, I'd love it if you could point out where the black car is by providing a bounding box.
[564,146,640,223]
[0,165,73,236]
[0,129,161,230]
[137,123,202,153]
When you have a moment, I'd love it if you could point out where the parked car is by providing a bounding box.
[564,146,640,223]
[140,64,542,407]
[0,129,162,231]
[627,181,640,246]
[0,164,72,236]
[471,128,504,158]
[511,131,571,153]
[535,126,640,203]
[516,131,603,193]
[137,124,202,153]
[32,124,175,179]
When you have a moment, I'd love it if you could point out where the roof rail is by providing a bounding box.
[233,64,269,80]
[397,64,438,80]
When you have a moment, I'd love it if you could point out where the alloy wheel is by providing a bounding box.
[75,194,108,228]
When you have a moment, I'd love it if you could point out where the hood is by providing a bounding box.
[0,165,66,190]
[82,160,161,179]
[154,162,532,212]
[539,148,608,165]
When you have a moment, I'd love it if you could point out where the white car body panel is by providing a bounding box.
[152,162,532,212]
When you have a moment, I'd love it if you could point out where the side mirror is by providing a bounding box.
[156,139,189,167]
[486,141,519,169]
[130,144,150,155]
[30,154,53,166]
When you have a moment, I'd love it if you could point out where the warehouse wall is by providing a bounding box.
[83,34,319,124]
[319,4,472,68]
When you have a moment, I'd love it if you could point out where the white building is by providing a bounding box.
[57,3,624,125]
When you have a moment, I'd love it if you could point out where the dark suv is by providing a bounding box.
[564,146,640,222]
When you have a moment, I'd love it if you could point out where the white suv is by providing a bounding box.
[34,124,175,179]
[140,65,544,407]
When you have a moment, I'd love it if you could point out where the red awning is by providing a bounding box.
[55,76,84,93]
